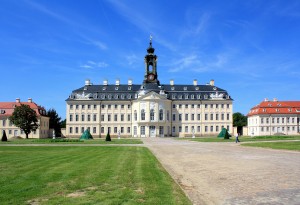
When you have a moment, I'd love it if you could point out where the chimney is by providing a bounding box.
[28,98,32,103]
[264,98,268,102]
[103,79,108,85]
[128,79,132,86]
[16,98,20,103]
[273,98,278,102]
[193,79,197,86]
[85,79,91,86]
[210,79,215,86]
[170,79,174,86]
[115,79,120,86]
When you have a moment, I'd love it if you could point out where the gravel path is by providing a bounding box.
[142,138,300,205]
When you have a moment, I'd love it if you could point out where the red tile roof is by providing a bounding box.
[0,101,47,117]
[247,100,300,116]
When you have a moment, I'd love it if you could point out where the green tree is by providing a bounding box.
[1,130,7,142]
[105,131,111,141]
[233,112,247,127]
[60,119,66,128]
[47,108,62,137]
[9,104,39,139]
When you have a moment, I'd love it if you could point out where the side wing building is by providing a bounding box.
[66,40,233,138]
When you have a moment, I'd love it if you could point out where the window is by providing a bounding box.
[210,104,213,108]
[87,114,91,121]
[185,126,188,132]
[173,114,176,121]
[227,126,230,132]
[272,118,275,123]
[121,127,124,133]
[141,126,145,135]
[210,126,213,132]
[216,114,219,121]
[185,104,188,108]
[287,117,290,123]
[150,109,155,121]
[101,127,104,133]
[205,126,208,132]
[261,127,264,131]
[179,126,182,132]
[114,114,118,121]
[159,126,164,135]
[93,127,96,133]
[141,109,145,120]
[114,127,117,133]
[173,104,176,108]
[121,105,124,109]
[101,114,104,121]
[81,127,84,133]
[167,111,169,121]
[197,114,201,121]
[75,127,79,133]
[179,114,182,121]
[227,104,230,109]
[191,104,194,108]
[82,105,85,109]
[210,114,213,121]
[69,114,73,122]
[191,114,194,121]
[185,114,188,121]
[108,127,111,133]
[76,105,79,109]
[134,126,137,135]
[94,105,97,109]
[159,109,163,121]
[127,127,130,133]
[216,104,218,108]
[101,104,105,109]
[172,126,176,133]
[261,118,264,124]
[121,114,124,121]
[81,114,85,121]
[197,104,200,108]
[292,118,295,123]
[93,114,97,121]
[69,127,73,134]
[205,114,208,121]
[70,105,73,109]
[216,126,219,132]
[277,118,279,123]
[266,118,269,124]
[282,118,284,123]
[108,114,111,121]
[128,105,131,109]
[88,105,91,109]
[221,114,224,120]
[197,126,200,132]
[205,104,208,109]
[115,105,118,109]
[127,114,131,121]
[134,111,137,121]
[108,105,111,109]
[227,114,230,120]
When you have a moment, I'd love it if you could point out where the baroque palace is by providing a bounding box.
[65,39,233,138]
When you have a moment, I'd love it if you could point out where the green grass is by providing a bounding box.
[1,138,143,144]
[0,146,191,205]
[179,135,300,143]
[241,141,300,151]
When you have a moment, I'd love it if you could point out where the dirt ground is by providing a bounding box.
[142,138,300,205]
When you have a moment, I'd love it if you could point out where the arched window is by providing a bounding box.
[159,109,164,121]
[141,109,145,121]
[134,110,137,121]
[150,109,155,121]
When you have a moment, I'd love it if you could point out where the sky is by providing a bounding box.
[1,0,300,119]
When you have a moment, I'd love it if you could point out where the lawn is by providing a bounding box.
[179,135,300,143]
[1,138,143,144]
[241,141,300,151]
[0,146,191,205]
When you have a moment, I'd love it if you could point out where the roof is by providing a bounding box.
[247,100,300,116]
[66,83,232,102]
[0,101,47,117]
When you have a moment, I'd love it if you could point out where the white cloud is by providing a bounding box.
[80,64,93,69]
[80,60,108,69]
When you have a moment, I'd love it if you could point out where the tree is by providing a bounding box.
[47,108,62,137]
[60,119,66,128]
[1,130,7,142]
[233,112,247,127]
[105,131,111,141]
[9,104,39,139]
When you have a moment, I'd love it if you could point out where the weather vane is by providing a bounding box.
[150,34,153,43]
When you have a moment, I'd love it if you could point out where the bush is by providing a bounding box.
[105,131,111,141]
[1,131,8,142]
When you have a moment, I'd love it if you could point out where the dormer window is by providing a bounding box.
[197,95,201,99]
[204,94,208,99]
[172,94,176,99]
[171,87,175,91]
[195,87,199,91]
[115,87,119,90]
[128,86,132,90]
[102,87,106,91]
[121,94,125,99]
[101,94,105,99]
[178,95,182,99]
[183,87,187,91]
[127,94,132,99]
[115,94,119,99]
[213,87,217,90]
[108,94,112,99]
[191,94,194,99]
[185,94,189,99]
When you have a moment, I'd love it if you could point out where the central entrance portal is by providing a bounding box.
[149,126,156,137]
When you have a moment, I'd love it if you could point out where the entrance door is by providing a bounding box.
[149,126,156,137]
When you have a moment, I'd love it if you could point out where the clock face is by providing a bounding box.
[148,74,155,81]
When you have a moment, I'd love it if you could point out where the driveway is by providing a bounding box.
[142,138,300,205]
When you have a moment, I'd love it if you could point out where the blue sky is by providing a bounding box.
[1,0,300,119]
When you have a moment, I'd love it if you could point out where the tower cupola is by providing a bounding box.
[143,35,159,84]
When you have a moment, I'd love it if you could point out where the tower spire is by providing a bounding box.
[144,36,159,84]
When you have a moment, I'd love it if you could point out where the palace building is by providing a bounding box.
[247,98,300,136]
[65,39,233,138]
[0,98,50,139]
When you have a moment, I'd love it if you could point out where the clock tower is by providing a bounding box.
[143,35,159,84]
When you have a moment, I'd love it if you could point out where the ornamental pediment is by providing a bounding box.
[138,91,167,101]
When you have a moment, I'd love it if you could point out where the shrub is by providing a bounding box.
[105,131,111,141]
[1,130,8,142]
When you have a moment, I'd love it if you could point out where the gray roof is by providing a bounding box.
[66,83,232,102]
